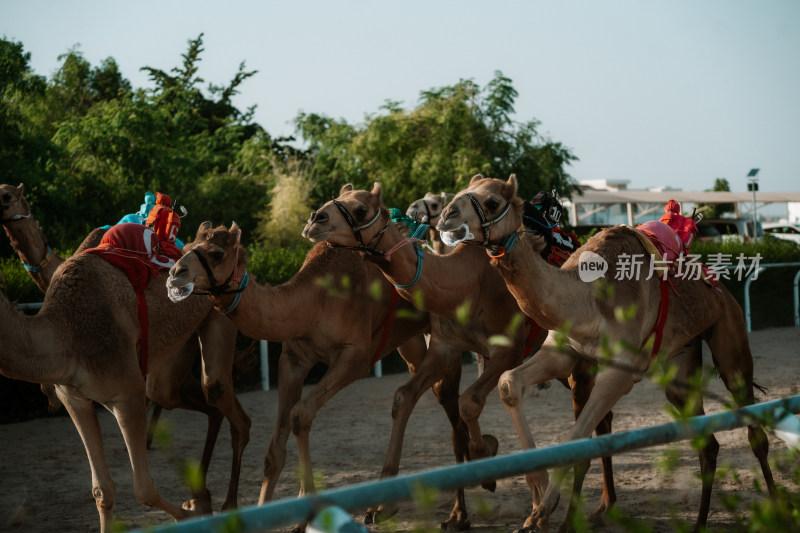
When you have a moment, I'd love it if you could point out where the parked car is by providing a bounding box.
[762,222,800,244]
[696,218,764,242]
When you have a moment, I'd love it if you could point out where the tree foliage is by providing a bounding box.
[296,71,577,209]
[701,178,736,219]
[1,36,576,276]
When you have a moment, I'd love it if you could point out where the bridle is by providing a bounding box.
[311,199,427,289]
[188,231,249,314]
[1,198,50,270]
[411,198,440,224]
[463,192,511,246]
[312,198,391,257]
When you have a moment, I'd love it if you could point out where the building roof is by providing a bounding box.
[568,189,800,205]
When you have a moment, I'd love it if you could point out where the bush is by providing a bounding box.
[246,241,313,285]
[691,237,800,330]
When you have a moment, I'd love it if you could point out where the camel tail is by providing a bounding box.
[753,381,768,396]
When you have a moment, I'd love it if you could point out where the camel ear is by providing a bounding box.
[507,173,519,195]
[469,174,484,186]
[199,221,213,232]
[340,183,354,195]
[371,181,383,203]
[439,192,448,202]
[230,221,240,233]
[16,183,24,194]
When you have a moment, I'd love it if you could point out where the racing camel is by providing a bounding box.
[166,222,470,524]
[0,183,250,485]
[302,183,616,529]
[437,173,776,532]
[0,183,224,452]
[0,223,251,532]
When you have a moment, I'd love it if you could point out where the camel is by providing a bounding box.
[302,183,616,529]
[0,223,251,532]
[437,173,776,532]
[406,191,456,255]
[0,182,234,459]
[166,222,453,523]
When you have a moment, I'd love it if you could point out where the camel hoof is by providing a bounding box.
[364,503,399,524]
[479,434,499,492]
[440,516,470,531]
[181,498,213,515]
[221,499,238,512]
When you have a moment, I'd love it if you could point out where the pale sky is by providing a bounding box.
[2,0,798,193]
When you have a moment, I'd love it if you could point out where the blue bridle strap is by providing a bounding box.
[220,271,250,314]
[394,223,428,290]
[486,229,538,258]
[23,246,52,273]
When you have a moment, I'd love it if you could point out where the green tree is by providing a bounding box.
[701,178,735,219]
[295,71,577,209]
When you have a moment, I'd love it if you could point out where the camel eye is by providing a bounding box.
[354,206,368,221]
[210,250,225,262]
[1,193,9,203]
[485,199,499,211]
[431,202,439,210]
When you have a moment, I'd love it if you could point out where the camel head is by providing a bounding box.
[302,182,389,250]
[166,221,247,302]
[438,174,524,247]
[0,183,31,224]
[406,192,452,225]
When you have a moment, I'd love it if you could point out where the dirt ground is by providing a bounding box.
[1,327,799,533]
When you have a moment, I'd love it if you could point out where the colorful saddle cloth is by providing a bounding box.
[83,223,183,375]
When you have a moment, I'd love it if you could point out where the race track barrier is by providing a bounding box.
[131,395,800,533]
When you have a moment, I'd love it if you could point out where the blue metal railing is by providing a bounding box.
[130,395,800,533]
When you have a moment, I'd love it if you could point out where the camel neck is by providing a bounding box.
[367,223,485,316]
[3,218,64,293]
[214,276,318,341]
[490,235,591,330]
[0,296,67,384]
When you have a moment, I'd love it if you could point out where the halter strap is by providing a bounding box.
[326,200,390,256]
[391,223,428,290]
[218,271,250,314]
[23,246,53,273]
[464,192,511,246]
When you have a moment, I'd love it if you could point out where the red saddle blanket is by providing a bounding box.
[83,223,182,374]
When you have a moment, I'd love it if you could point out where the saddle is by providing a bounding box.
[83,223,183,374]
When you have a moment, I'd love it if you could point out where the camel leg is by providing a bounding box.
[146,338,223,513]
[289,347,371,498]
[664,337,720,530]
[534,361,639,533]
[498,343,580,526]
[259,344,316,504]
[109,391,193,523]
[364,336,471,529]
[57,389,117,533]
[197,312,251,511]
[146,403,163,449]
[561,361,616,530]
[432,350,472,531]
[705,305,776,498]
